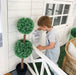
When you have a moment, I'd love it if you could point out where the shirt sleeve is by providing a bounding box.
[48,34,55,43]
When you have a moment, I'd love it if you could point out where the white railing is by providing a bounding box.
[25,45,67,75]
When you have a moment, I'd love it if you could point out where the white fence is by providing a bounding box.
[25,45,67,75]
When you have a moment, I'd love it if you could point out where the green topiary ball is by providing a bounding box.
[71,27,76,37]
[14,39,33,59]
[17,17,34,34]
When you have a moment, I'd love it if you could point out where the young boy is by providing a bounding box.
[37,16,60,75]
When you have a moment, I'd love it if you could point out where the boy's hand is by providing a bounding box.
[37,27,42,30]
[37,45,44,50]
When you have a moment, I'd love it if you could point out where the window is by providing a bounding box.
[45,3,70,26]
[55,4,63,15]
[45,4,55,15]
[63,5,70,14]
[53,16,61,26]
[61,16,68,24]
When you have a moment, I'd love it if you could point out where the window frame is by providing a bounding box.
[43,1,72,27]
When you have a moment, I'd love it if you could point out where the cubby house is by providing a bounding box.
[0,0,76,75]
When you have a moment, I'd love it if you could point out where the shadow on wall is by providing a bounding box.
[0,33,2,47]
[0,0,3,47]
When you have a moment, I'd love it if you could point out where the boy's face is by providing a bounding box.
[37,26,47,31]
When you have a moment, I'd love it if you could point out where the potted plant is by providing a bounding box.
[70,27,76,40]
[14,17,34,75]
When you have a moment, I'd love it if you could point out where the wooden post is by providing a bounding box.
[21,59,24,69]
[21,34,26,69]
[23,35,26,43]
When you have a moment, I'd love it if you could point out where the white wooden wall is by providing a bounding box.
[72,2,76,27]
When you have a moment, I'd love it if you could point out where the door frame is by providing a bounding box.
[43,0,74,46]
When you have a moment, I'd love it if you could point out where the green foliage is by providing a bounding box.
[69,35,74,40]
[71,27,76,37]
[57,46,66,68]
[14,39,33,59]
[17,17,34,34]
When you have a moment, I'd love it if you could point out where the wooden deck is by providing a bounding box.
[4,73,11,75]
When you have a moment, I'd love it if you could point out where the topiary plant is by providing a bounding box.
[17,17,34,34]
[70,27,76,40]
[71,27,76,37]
[14,39,33,59]
[14,17,34,69]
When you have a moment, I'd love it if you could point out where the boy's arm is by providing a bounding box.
[43,42,55,50]
[37,42,55,50]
